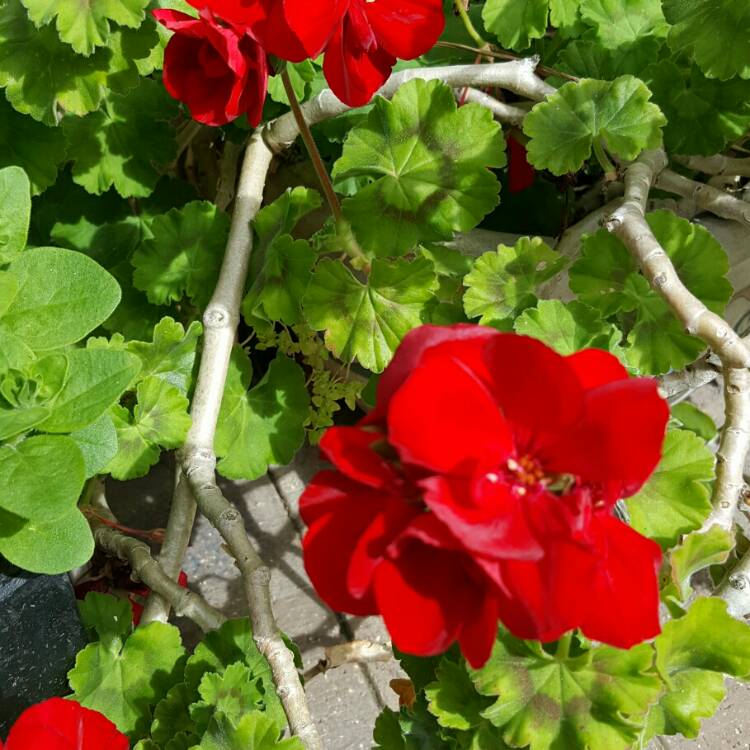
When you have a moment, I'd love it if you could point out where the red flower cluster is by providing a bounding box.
[1,698,127,750]
[300,325,668,667]
[155,0,445,125]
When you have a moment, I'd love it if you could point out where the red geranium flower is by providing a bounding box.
[154,8,269,126]
[322,0,446,106]
[300,325,668,666]
[3,698,128,750]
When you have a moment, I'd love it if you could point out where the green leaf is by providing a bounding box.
[523,76,666,175]
[579,0,668,48]
[643,61,750,156]
[132,201,229,308]
[267,60,316,105]
[646,599,750,740]
[0,166,30,264]
[663,0,750,81]
[151,683,197,745]
[671,402,717,441]
[514,299,622,356]
[64,79,178,198]
[39,349,141,433]
[426,658,491,731]
[0,98,67,195]
[0,0,159,125]
[555,37,663,81]
[190,712,303,750]
[21,0,149,55]
[77,591,133,642]
[242,188,322,326]
[105,376,191,480]
[569,211,733,373]
[626,429,714,548]
[462,237,566,327]
[123,317,203,394]
[0,504,93,573]
[190,662,265,733]
[303,257,438,372]
[666,527,733,603]
[332,79,505,257]
[215,350,309,481]
[482,0,549,51]
[0,247,121,351]
[70,411,120,477]
[184,619,286,733]
[471,631,661,750]
[0,434,84,521]
[69,621,186,738]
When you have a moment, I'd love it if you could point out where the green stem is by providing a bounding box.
[593,138,617,181]
[556,631,574,660]
[453,0,488,49]
[280,68,343,222]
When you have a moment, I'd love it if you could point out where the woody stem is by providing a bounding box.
[280,68,343,222]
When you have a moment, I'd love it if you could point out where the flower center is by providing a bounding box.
[507,454,545,487]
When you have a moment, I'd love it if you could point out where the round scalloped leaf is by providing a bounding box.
[332,79,505,257]
[0,504,93,573]
[482,0,548,51]
[463,237,566,327]
[21,0,150,55]
[64,78,178,198]
[192,712,303,750]
[303,257,439,372]
[663,0,750,81]
[0,246,121,351]
[579,0,668,49]
[523,75,666,175]
[470,631,661,750]
[626,429,714,548]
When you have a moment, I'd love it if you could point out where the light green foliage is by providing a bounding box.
[333,79,505,257]
[78,591,133,642]
[663,0,750,81]
[579,0,667,48]
[64,79,178,197]
[463,237,566,327]
[0,246,121,351]
[21,0,149,54]
[523,76,665,175]
[570,211,732,373]
[132,201,230,308]
[555,37,662,81]
[70,412,119,477]
[644,599,750,741]
[626,429,715,548]
[303,257,438,372]
[242,187,321,327]
[664,527,733,604]
[514,299,622,356]
[214,349,309,481]
[482,0,548,50]
[425,659,492,731]
[0,166,31,264]
[470,632,661,750]
[69,621,186,737]
[38,348,141,432]
[0,0,159,125]
[189,712,303,750]
[671,402,717,441]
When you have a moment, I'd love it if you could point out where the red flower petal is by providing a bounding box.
[364,0,445,60]
[484,333,584,439]
[281,0,348,57]
[319,426,400,489]
[565,348,629,390]
[507,134,535,193]
[458,589,499,669]
[577,515,662,647]
[366,324,498,425]
[387,348,514,476]
[5,698,128,750]
[544,378,668,494]
[419,475,543,560]
[323,18,395,107]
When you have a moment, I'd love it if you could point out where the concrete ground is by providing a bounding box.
[106,439,750,750]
